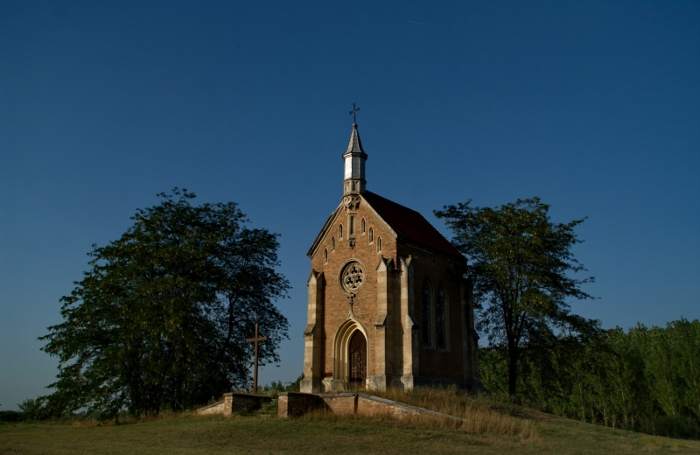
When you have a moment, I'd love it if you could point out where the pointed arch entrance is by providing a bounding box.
[333,319,368,389]
[348,330,367,388]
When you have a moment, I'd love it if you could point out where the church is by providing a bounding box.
[301,116,478,393]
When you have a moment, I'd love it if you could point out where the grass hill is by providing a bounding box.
[2,389,699,454]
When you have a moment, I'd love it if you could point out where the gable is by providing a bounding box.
[307,202,343,258]
[306,197,397,259]
[307,192,463,260]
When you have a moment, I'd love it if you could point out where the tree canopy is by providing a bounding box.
[480,319,700,439]
[435,197,595,397]
[41,189,289,418]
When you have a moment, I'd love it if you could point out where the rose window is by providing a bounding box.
[341,261,365,294]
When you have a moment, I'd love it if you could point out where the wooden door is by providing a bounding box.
[348,330,367,388]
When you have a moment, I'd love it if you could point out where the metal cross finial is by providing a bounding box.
[349,103,360,124]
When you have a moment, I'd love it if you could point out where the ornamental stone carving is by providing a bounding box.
[343,195,361,211]
[340,261,364,294]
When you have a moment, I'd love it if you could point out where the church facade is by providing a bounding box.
[301,121,478,393]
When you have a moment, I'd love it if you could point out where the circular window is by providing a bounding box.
[340,261,365,294]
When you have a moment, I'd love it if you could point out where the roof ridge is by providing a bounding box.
[362,191,463,259]
[362,190,423,216]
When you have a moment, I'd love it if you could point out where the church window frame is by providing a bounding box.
[377,237,382,253]
[349,215,354,236]
[324,248,328,263]
[339,224,343,239]
[340,260,365,294]
[368,227,374,243]
[421,282,434,348]
[435,287,448,351]
[361,218,366,234]
[331,237,336,250]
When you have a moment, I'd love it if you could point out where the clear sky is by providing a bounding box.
[1,1,699,410]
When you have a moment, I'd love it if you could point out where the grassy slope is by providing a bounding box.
[2,413,700,455]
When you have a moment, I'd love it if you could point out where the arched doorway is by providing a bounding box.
[348,330,367,388]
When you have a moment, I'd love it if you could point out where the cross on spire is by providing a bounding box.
[342,102,367,196]
[349,102,360,124]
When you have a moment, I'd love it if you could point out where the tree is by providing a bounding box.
[436,197,594,397]
[18,397,50,421]
[477,320,700,438]
[41,189,289,418]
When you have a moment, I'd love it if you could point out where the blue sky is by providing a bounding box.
[1,1,699,409]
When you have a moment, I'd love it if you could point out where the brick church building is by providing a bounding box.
[301,119,478,393]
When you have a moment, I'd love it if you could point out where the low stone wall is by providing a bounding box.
[318,393,356,415]
[220,393,232,416]
[200,391,458,424]
[231,393,272,414]
[196,399,225,416]
[356,394,460,423]
[196,392,272,417]
[278,392,461,424]
[277,392,328,418]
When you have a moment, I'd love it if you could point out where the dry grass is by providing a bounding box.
[373,386,539,440]
[4,408,700,454]
[41,410,200,428]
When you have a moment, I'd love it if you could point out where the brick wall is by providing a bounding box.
[310,201,397,382]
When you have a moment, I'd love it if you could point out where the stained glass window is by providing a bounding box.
[421,284,432,347]
[341,261,365,294]
[436,288,446,350]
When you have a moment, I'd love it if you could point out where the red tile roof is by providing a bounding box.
[363,191,463,259]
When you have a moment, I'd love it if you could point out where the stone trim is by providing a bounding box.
[331,318,369,390]
[302,271,325,393]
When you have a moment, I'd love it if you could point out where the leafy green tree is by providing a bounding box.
[436,197,595,397]
[479,320,700,438]
[18,397,50,421]
[41,189,289,418]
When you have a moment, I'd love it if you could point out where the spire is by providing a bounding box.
[342,106,367,196]
[344,122,367,157]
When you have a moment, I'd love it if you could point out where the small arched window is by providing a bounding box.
[332,237,335,250]
[436,288,446,350]
[339,224,343,239]
[324,248,328,263]
[421,284,432,347]
[377,237,382,253]
[368,228,374,243]
[361,218,366,233]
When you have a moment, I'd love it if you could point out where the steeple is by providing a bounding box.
[342,105,367,195]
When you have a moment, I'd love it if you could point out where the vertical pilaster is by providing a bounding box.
[301,271,324,393]
[461,277,479,389]
[399,256,417,389]
[369,257,390,391]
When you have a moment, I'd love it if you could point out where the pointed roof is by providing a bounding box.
[362,191,464,259]
[306,191,464,260]
[343,123,367,158]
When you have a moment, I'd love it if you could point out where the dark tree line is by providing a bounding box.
[39,189,289,418]
[479,320,700,438]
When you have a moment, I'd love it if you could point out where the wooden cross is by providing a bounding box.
[349,102,360,123]
[246,322,267,393]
